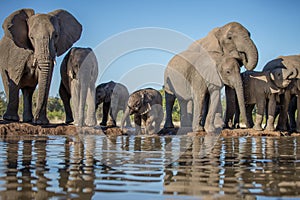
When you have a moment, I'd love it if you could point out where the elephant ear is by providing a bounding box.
[2,9,35,49]
[182,50,223,88]
[192,28,223,55]
[279,55,300,79]
[49,9,82,56]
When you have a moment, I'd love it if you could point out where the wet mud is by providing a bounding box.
[0,121,299,136]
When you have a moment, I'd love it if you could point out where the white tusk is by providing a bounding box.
[53,59,57,66]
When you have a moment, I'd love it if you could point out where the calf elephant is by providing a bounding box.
[225,67,297,131]
[95,81,131,127]
[263,55,300,131]
[121,88,163,135]
[163,22,258,133]
[59,47,98,127]
[0,9,82,124]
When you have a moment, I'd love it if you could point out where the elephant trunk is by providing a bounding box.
[239,37,258,71]
[285,67,298,79]
[34,63,54,122]
[234,78,249,128]
[121,106,130,130]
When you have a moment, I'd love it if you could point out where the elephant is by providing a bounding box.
[95,81,131,127]
[121,88,163,135]
[59,47,98,127]
[163,22,258,133]
[263,55,300,131]
[225,67,297,131]
[0,9,82,124]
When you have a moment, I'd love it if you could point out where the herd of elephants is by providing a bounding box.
[1,8,300,134]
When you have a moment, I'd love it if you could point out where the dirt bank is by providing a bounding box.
[0,121,299,136]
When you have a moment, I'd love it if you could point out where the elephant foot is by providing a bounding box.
[253,124,263,131]
[23,114,33,123]
[163,121,175,129]
[204,124,216,134]
[65,116,74,124]
[193,125,204,132]
[85,118,97,127]
[265,125,275,131]
[34,116,49,125]
[100,121,107,126]
[276,125,287,131]
[3,113,19,122]
[107,120,117,127]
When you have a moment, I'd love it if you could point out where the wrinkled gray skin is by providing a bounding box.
[121,88,163,135]
[0,9,82,124]
[164,22,258,133]
[226,68,297,131]
[59,47,98,127]
[95,81,131,127]
[263,55,300,131]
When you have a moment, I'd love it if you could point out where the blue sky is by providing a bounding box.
[0,0,300,96]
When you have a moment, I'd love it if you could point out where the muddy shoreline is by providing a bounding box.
[0,121,299,137]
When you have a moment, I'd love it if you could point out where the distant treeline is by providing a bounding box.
[0,89,182,122]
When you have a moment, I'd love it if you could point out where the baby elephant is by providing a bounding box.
[95,81,131,127]
[121,88,163,134]
[59,47,98,127]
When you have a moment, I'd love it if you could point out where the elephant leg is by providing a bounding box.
[70,80,80,125]
[246,104,255,128]
[3,80,20,121]
[201,94,209,127]
[22,87,35,122]
[179,99,192,128]
[155,107,164,133]
[224,86,236,128]
[192,94,206,132]
[78,82,89,127]
[266,95,276,131]
[85,84,97,126]
[108,100,118,127]
[134,114,142,134]
[204,86,221,133]
[234,100,240,129]
[124,108,132,127]
[164,91,175,128]
[59,83,73,124]
[288,95,297,131]
[214,99,224,129]
[145,114,155,134]
[101,102,110,126]
[253,99,266,131]
[296,95,300,132]
[277,92,290,131]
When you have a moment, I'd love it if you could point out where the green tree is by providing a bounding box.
[159,89,180,122]
[0,91,7,118]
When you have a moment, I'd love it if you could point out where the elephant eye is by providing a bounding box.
[226,70,230,74]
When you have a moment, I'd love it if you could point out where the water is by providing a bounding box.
[0,135,299,200]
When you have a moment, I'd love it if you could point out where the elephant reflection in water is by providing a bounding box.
[62,136,96,197]
[164,136,300,197]
[0,137,55,199]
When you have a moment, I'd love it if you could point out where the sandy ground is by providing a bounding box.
[0,120,300,137]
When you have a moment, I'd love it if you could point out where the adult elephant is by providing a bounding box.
[59,47,98,127]
[263,55,300,131]
[0,9,82,124]
[164,22,258,132]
